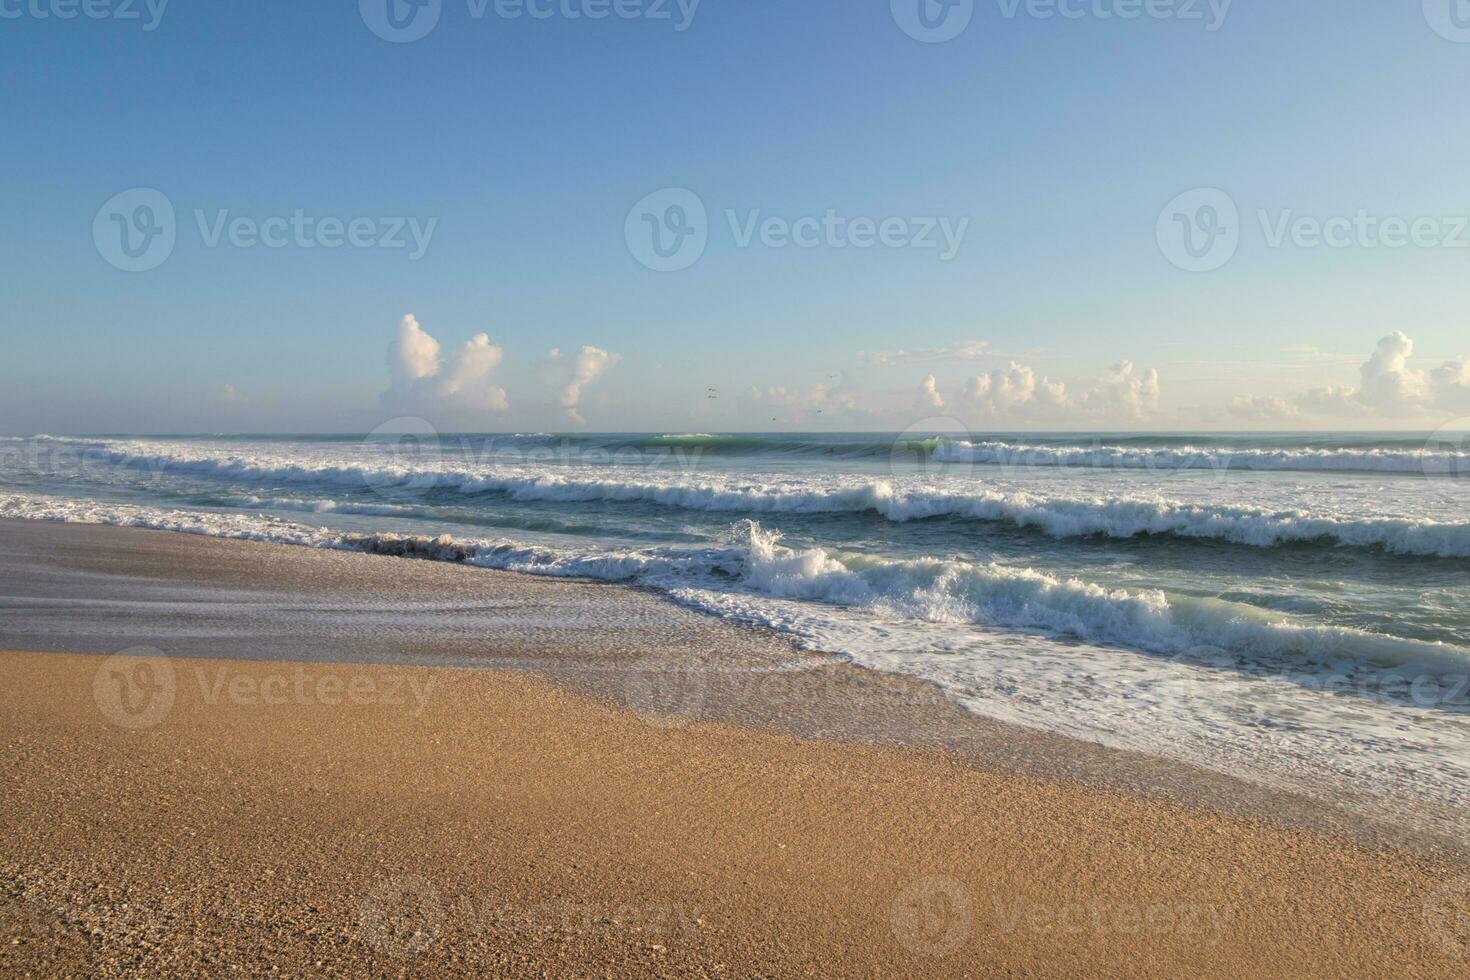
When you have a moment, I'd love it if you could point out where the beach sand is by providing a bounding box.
[1,520,1467,976]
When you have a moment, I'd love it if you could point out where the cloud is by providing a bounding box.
[1228,395,1300,422]
[1255,332,1470,420]
[749,358,1162,427]
[859,341,1000,366]
[383,314,508,417]
[1431,358,1470,413]
[541,346,620,424]
[213,383,245,405]
[935,359,1160,422]
[917,374,944,410]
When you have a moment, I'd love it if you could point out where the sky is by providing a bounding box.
[2,0,1470,433]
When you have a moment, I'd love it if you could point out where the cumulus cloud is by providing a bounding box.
[383,314,508,416]
[1246,332,1470,420]
[749,358,1161,427]
[1228,395,1300,422]
[932,359,1160,422]
[541,346,620,424]
[859,340,999,366]
[917,374,944,410]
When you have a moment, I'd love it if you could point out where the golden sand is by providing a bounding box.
[3,648,1467,977]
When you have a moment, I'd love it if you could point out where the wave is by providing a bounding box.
[934,440,1470,475]
[4,492,1465,677]
[11,432,1468,473]
[63,445,1470,558]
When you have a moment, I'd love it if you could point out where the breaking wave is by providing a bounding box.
[67,444,1470,558]
[3,492,1465,676]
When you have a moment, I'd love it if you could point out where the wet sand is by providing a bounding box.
[1,520,1468,975]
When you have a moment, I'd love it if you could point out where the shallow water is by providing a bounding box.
[2,431,1467,833]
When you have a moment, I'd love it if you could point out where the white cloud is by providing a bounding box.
[434,333,509,413]
[1431,358,1470,413]
[387,314,441,386]
[917,374,944,410]
[1228,394,1300,422]
[541,346,621,425]
[383,314,508,417]
[213,383,245,405]
[859,340,1000,366]
[1078,360,1162,418]
[935,359,1159,422]
[1261,332,1470,420]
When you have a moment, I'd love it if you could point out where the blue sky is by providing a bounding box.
[3,1,1470,432]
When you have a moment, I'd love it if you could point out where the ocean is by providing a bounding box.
[2,430,1467,835]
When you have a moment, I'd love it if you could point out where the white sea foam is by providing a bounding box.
[5,489,1468,840]
[934,439,1470,475]
[68,442,1470,557]
[5,492,1461,674]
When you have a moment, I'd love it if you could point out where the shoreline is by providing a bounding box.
[1,516,1465,856]
[1,517,1469,973]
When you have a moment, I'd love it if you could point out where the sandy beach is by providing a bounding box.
[1,520,1467,976]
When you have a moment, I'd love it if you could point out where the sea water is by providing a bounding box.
[2,431,1467,837]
